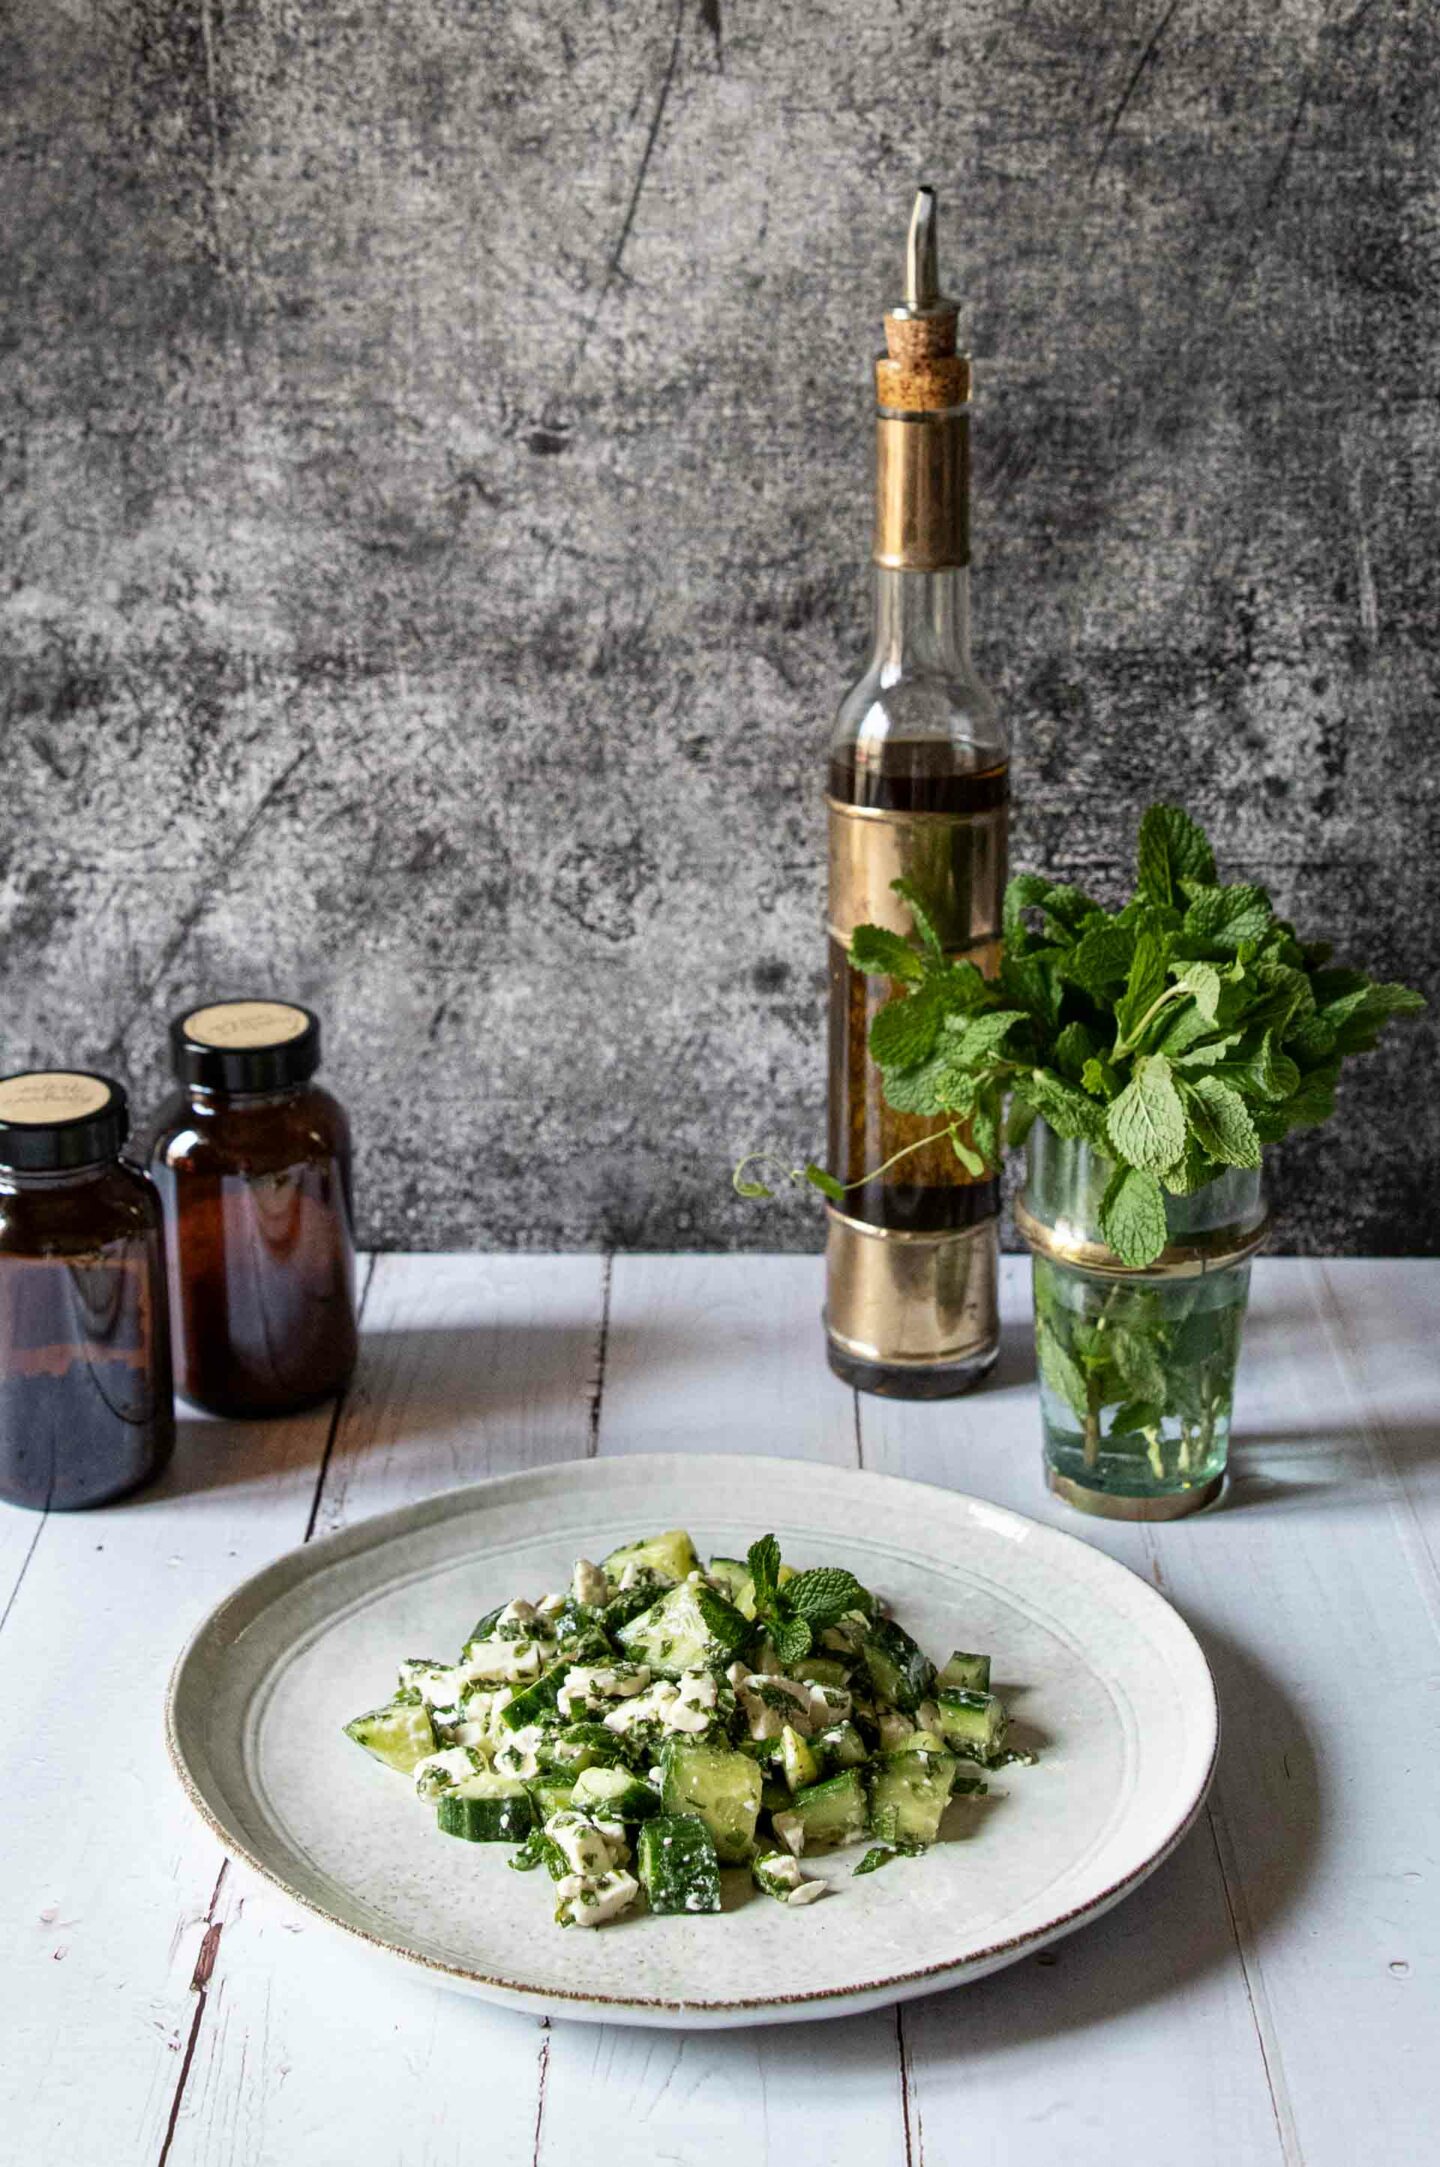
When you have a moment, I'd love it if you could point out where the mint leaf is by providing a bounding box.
[769,1614,812,1664]
[1099,1165,1168,1265]
[803,1163,846,1203]
[1017,1068,1110,1147]
[1137,805,1216,907]
[784,1567,872,1627]
[1182,1075,1261,1168]
[1183,883,1273,949]
[1106,1054,1186,1171]
[870,986,942,1068]
[747,1535,781,1611]
[849,925,925,983]
[1172,961,1222,1023]
[1246,1031,1299,1102]
[1003,872,1053,948]
[1036,1318,1088,1414]
[1114,931,1170,1048]
[1110,1399,1163,1437]
[890,877,943,962]
[944,1009,1028,1063]
[1058,922,1135,998]
[853,1842,926,1875]
[1053,1020,1096,1082]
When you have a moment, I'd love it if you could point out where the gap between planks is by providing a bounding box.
[154,1251,381,2165]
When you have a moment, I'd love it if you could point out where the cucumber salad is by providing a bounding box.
[344,1528,1026,1929]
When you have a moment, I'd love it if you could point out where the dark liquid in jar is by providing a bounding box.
[828,743,1008,1233]
[150,1087,357,1418]
[0,1188,174,1511]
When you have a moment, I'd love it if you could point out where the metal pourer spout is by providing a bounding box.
[906,186,939,314]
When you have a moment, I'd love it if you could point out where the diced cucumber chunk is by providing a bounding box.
[780,1724,820,1792]
[788,1656,852,1690]
[571,1765,663,1822]
[437,1775,533,1843]
[498,1662,571,1730]
[636,1814,723,1915]
[528,1776,577,1820]
[706,1556,756,1615]
[812,1721,868,1774]
[344,1701,437,1773]
[936,1650,991,1693]
[935,1688,1009,1765]
[617,1579,751,1678]
[659,1738,762,1864]
[868,1746,957,1845]
[861,1618,937,1713]
[602,1529,700,1587]
[790,1768,868,1850]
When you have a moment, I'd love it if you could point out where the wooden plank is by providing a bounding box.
[858,1253,1287,2167]
[537,1253,911,2167]
[1157,1256,1439,2167]
[163,1253,607,2167]
[0,1266,369,2165]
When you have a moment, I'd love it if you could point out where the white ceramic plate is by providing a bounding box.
[167,1453,1217,2028]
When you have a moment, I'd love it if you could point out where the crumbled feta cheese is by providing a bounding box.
[914,1699,942,1735]
[571,1558,610,1608]
[666,1668,718,1735]
[461,1638,546,1685]
[536,1591,567,1619]
[412,1747,481,1798]
[786,1879,828,1906]
[757,1851,828,1905]
[495,1598,540,1638]
[546,1810,619,1878]
[726,1661,748,1689]
[736,1671,813,1741]
[772,1810,805,1857]
[554,1868,640,1928]
[600,1669,719,1740]
[807,1681,852,1726]
[878,1710,916,1751]
[411,1665,470,1707]
[557,1663,651,1719]
[492,1724,547,1779]
[616,1559,650,1592]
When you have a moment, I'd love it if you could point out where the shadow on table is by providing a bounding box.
[893,1616,1313,2057]
[150,1320,607,1498]
[1223,1414,1440,1513]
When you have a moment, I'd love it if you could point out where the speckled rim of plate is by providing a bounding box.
[166,1454,1219,2027]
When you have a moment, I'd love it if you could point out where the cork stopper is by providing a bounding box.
[877,187,970,412]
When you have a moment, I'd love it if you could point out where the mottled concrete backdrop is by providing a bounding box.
[2,1,1435,1251]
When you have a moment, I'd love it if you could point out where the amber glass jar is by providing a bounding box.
[0,1070,174,1511]
[147,1001,358,1419]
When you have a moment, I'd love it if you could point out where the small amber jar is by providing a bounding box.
[147,1001,358,1419]
[0,1070,175,1511]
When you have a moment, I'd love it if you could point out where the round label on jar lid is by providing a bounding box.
[0,1071,113,1125]
[182,1001,311,1051]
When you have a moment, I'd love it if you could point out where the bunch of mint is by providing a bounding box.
[745,1534,871,1663]
[849,804,1424,1268]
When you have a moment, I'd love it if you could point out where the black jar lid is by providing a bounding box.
[0,1070,129,1171]
[172,1000,321,1094]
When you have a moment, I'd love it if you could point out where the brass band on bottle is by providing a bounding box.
[873,408,970,570]
[824,1207,999,1370]
[1045,1466,1226,1522]
[1013,1196,1272,1282]
[826,796,1005,953]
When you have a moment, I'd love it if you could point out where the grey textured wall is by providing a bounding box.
[2,0,1435,1253]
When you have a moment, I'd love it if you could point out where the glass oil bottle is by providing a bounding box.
[825,189,1010,1397]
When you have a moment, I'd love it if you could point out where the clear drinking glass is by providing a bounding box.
[1017,1121,1268,1519]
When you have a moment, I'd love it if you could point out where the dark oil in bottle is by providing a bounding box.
[827,743,1009,1233]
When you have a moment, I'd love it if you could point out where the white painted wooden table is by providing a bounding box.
[2,1253,1436,2166]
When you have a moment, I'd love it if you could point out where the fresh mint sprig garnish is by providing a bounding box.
[745,1535,871,1664]
[845,802,1424,1268]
